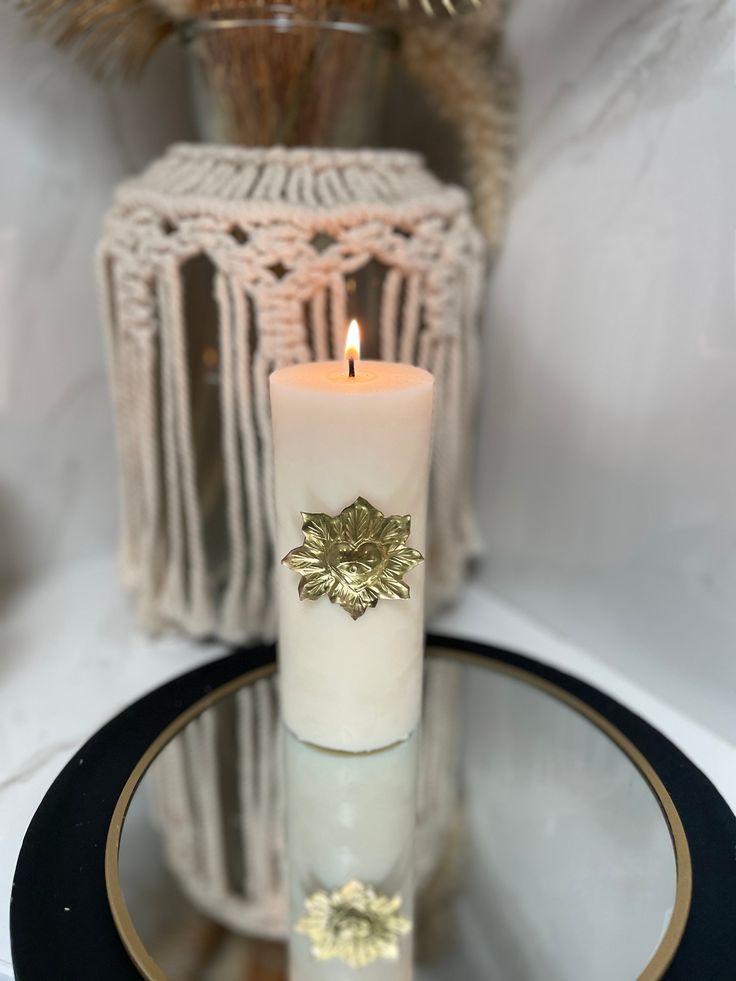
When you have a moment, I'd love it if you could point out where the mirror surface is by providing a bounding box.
[117,651,677,980]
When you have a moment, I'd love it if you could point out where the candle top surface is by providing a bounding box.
[270,360,433,395]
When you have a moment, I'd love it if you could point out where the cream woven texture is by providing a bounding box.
[98,145,486,642]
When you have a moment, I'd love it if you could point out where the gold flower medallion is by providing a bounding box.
[295,879,412,968]
[281,497,424,620]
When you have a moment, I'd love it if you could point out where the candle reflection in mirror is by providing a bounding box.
[285,728,418,979]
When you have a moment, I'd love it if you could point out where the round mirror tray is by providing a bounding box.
[10,635,736,980]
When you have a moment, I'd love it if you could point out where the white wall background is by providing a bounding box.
[0,10,192,589]
[478,0,736,740]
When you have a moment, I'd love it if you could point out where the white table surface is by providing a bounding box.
[2,554,734,977]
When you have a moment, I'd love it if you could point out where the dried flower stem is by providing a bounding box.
[401,7,514,248]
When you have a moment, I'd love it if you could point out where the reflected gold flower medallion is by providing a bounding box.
[296,879,412,968]
[282,496,424,620]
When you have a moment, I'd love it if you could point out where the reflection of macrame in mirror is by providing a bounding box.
[147,658,463,950]
[99,146,486,642]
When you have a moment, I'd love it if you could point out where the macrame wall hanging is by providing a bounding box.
[99,144,485,642]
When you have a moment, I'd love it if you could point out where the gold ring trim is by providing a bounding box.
[437,650,692,981]
[105,663,277,981]
[105,648,692,981]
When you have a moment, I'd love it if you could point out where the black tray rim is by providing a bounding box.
[10,634,736,979]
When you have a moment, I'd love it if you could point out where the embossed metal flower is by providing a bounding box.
[282,496,424,620]
[296,879,412,968]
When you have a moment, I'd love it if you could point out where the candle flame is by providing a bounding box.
[345,319,361,365]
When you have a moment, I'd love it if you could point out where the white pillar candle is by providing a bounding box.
[270,347,434,751]
[285,729,418,980]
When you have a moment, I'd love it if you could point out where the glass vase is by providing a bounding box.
[181,7,396,148]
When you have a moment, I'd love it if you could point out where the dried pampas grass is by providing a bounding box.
[18,0,174,77]
[401,1,514,248]
[18,0,482,77]
[18,0,513,246]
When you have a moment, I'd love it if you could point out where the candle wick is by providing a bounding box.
[348,358,355,379]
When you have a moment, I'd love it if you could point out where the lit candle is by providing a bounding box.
[270,322,434,751]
